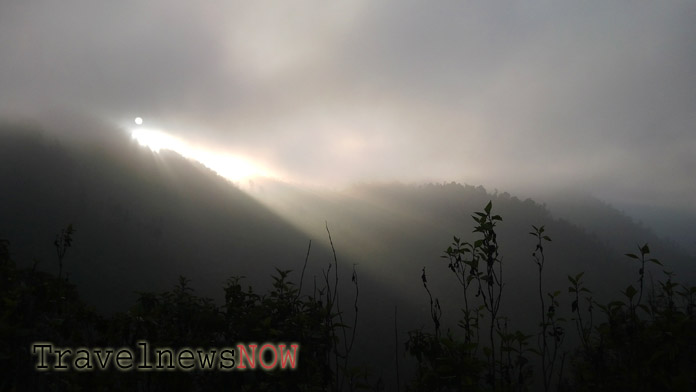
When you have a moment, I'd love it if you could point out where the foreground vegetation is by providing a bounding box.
[406,202,696,391]
[1,202,694,391]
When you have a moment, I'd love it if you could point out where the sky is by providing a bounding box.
[1,1,695,212]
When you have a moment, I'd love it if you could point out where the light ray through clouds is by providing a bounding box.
[0,1,695,213]
[131,127,273,182]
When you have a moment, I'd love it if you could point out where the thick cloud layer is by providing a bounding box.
[1,1,694,210]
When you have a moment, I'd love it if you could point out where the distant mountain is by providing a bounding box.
[612,202,696,257]
[0,122,323,312]
[2,119,694,381]
[540,191,696,280]
[250,180,696,319]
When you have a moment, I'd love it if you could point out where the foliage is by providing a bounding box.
[0,228,371,391]
[568,247,696,391]
[1,202,695,391]
[407,202,695,391]
[407,202,535,391]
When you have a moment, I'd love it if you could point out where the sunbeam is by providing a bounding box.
[131,127,273,182]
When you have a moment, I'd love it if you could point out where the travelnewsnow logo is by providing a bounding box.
[31,341,299,371]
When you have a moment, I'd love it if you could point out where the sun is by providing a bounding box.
[134,117,143,125]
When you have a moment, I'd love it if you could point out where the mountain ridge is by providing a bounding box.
[2,121,693,313]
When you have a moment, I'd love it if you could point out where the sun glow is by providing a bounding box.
[131,127,272,182]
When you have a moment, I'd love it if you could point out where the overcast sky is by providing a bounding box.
[1,1,694,211]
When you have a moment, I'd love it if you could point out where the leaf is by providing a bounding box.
[623,285,637,300]
[625,253,639,260]
[608,300,625,309]
[484,201,492,214]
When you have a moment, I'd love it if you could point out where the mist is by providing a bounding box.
[2,2,696,390]
[1,1,695,213]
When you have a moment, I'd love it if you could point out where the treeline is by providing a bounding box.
[1,202,695,391]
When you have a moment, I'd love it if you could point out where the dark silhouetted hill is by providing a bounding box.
[2,118,694,387]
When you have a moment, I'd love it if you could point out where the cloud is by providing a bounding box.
[1,1,694,210]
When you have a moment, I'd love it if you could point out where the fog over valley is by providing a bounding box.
[1,2,695,390]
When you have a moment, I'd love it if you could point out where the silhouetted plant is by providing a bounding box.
[530,225,565,391]
[408,202,696,391]
[624,243,662,312]
[0,224,376,391]
[442,235,480,345]
[53,223,74,299]
[407,201,532,391]
[567,272,593,352]
[567,247,696,391]
[4,202,696,391]
[320,223,365,392]
[471,201,504,383]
